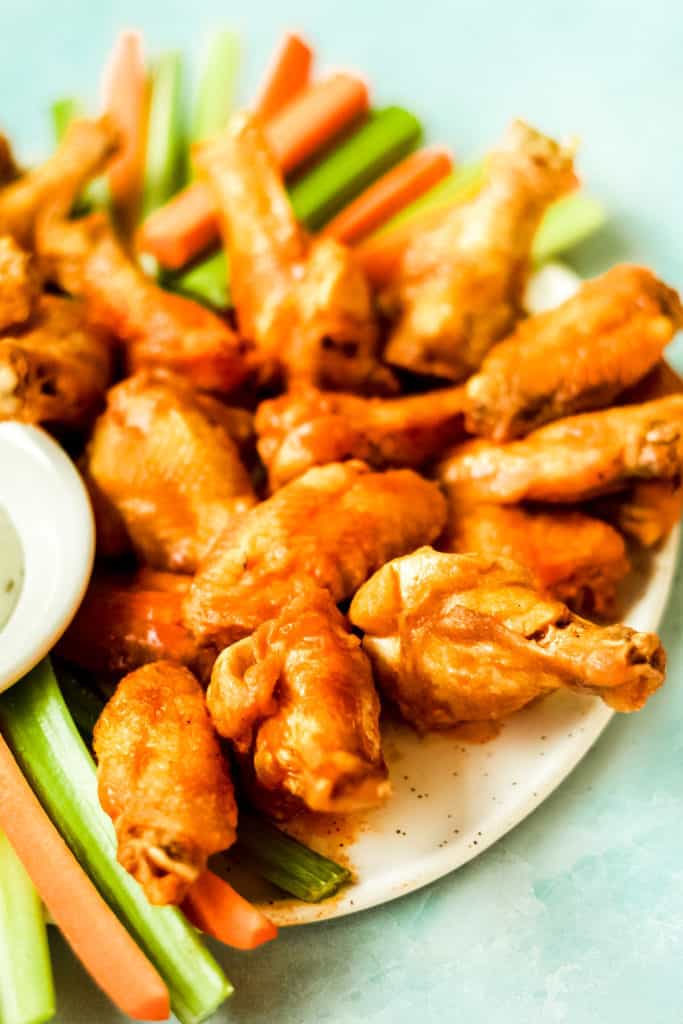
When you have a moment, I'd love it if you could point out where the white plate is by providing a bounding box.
[243,527,678,925]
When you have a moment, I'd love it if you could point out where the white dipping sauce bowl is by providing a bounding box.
[0,422,93,692]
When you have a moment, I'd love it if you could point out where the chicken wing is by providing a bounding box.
[438,395,683,504]
[0,135,19,186]
[55,571,213,680]
[196,112,394,394]
[350,547,665,730]
[0,116,118,248]
[0,236,40,330]
[85,371,256,572]
[384,120,576,380]
[465,265,682,440]
[184,460,447,648]
[255,385,466,489]
[208,586,390,817]
[37,209,252,394]
[0,294,112,426]
[442,500,629,617]
[93,661,236,905]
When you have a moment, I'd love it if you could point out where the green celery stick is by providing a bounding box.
[0,659,232,1024]
[51,96,85,142]
[0,829,55,1024]
[142,51,187,217]
[532,192,606,263]
[374,161,484,234]
[237,813,351,903]
[55,665,105,741]
[192,30,241,144]
[168,247,231,309]
[289,106,422,231]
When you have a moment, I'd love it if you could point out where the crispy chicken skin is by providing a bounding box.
[0,294,112,426]
[55,571,213,680]
[350,548,666,729]
[184,460,447,648]
[0,236,40,330]
[442,500,629,617]
[256,385,466,489]
[37,210,252,394]
[94,661,236,905]
[0,116,118,248]
[465,265,683,441]
[197,112,394,394]
[85,371,256,572]
[438,395,683,505]
[384,120,576,381]
[208,587,390,817]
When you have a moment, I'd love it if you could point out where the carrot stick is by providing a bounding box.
[254,31,313,120]
[0,734,170,1022]
[138,72,369,269]
[323,145,453,243]
[182,870,278,951]
[100,30,148,217]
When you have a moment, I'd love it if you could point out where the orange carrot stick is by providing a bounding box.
[0,735,170,1021]
[254,31,314,120]
[138,73,369,269]
[101,30,148,216]
[323,146,453,244]
[182,870,278,951]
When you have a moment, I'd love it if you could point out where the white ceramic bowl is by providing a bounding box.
[0,422,94,691]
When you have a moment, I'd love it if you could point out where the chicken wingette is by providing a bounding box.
[208,587,390,817]
[255,385,466,489]
[85,370,256,572]
[438,395,683,504]
[465,265,683,440]
[94,661,236,905]
[184,460,447,648]
[384,120,576,380]
[350,548,666,730]
[196,112,395,394]
[0,236,40,330]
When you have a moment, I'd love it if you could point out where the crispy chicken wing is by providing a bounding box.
[0,236,40,330]
[350,548,665,729]
[384,120,576,380]
[184,460,447,648]
[465,265,682,440]
[0,135,19,186]
[37,209,252,394]
[0,116,118,248]
[85,371,256,572]
[438,395,683,504]
[55,571,213,680]
[196,112,394,394]
[256,385,466,488]
[94,661,236,905]
[442,500,629,617]
[0,294,112,426]
[208,587,390,817]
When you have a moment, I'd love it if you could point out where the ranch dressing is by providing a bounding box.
[0,505,23,631]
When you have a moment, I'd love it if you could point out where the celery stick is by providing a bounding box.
[0,660,232,1024]
[51,97,84,142]
[373,161,484,235]
[532,192,606,263]
[192,30,241,144]
[289,106,423,231]
[55,665,104,741]
[142,52,187,217]
[168,248,231,309]
[237,813,351,903]
[0,829,55,1024]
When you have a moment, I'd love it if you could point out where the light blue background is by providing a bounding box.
[3,1,683,1021]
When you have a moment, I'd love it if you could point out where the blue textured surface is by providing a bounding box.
[3,1,683,1021]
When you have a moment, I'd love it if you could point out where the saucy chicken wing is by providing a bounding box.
[184,460,447,648]
[350,548,666,729]
[0,116,118,248]
[94,661,236,905]
[0,294,112,426]
[0,135,19,186]
[256,385,466,488]
[465,265,683,440]
[442,500,629,617]
[384,120,576,380]
[196,112,394,394]
[85,371,256,572]
[438,395,683,504]
[208,587,390,817]
[0,236,40,330]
